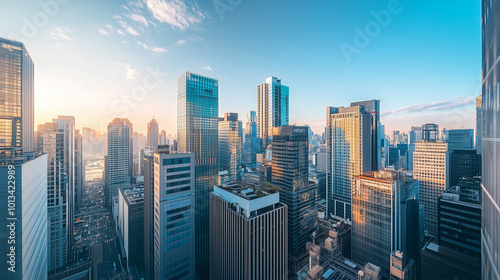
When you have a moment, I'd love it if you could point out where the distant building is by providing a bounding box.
[475,95,482,154]
[153,151,195,280]
[352,170,421,278]
[409,126,423,144]
[143,155,155,280]
[444,129,474,151]
[243,110,260,165]
[118,184,144,270]
[438,177,481,261]
[257,77,289,149]
[147,118,159,152]
[450,150,481,187]
[210,183,288,280]
[75,129,84,211]
[218,113,242,181]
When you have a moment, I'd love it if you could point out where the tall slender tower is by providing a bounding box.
[147,118,159,152]
[326,105,372,220]
[257,77,289,149]
[177,71,218,279]
[106,118,133,208]
[481,1,500,278]
[476,95,482,154]
[0,37,48,280]
[218,113,242,181]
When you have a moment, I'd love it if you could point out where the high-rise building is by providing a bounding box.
[105,118,133,208]
[350,100,381,171]
[147,118,159,152]
[413,127,448,237]
[218,112,242,181]
[159,130,167,145]
[476,95,482,154]
[75,129,84,211]
[257,76,289,149]
[481,2,500,277]
[154,151,195,280]
[117,184,144,270]
[444,129,474,151]
[326,105,372,220]
[390,251,416,280]
[352,170,421,278]
[438,178,481,261]
[272,126,317,275]
[0,154,48,280]
[143,155,155,280]
[409,126,423,144]
[37,117,76,272]
[0,38,34,156]
[450,150,481,187]
[177,71,218,278]
[244,110,260,165]
[210,183,288,280]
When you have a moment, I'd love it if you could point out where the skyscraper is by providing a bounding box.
[257,76,289,149]
[160,130,167,145]
[481,1,500,278]
[272,125,317,275]
[210,183,288,280]
[154,151,195,280]
[350,99,381,171]
[147,118,159,152]
[37,119,75,272]
[444,129,474,151]
[409,126,423,144]
[413,126,448,237]
[244,110,260,165]
[476,95,482,154]
[105,118,133,208]
[0,38,34,156]
[143,155,155,280]
[177,71,218,278]
[352,170,420,278]
[218,112,242,181]
[326,105,372,220]
[75,129,84,211]
[450,149,481,187]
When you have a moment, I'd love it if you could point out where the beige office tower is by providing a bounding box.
[210,184,288,280]
[413,141,448,237]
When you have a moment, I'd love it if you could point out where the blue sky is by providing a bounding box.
[1,0,481,135]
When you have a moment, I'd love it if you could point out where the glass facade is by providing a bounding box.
[481,0,500,278]
[326,105,372,220]
[106,118,133,207]
[177,72,218,279]
[218,113,242,181]
[147,118,159,152]
[0,38,34,156]
[257,77,289,149]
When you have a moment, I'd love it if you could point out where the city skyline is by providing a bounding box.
[0,1,481,135]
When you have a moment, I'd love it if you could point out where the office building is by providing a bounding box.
[409,126,423,144]
[444,129,474,151]
[210,183,288,280]
[177,71,218,278]
[118,184,144,270]
[450,150,481,187]
[390,251,416,280]
[143,155,155,280]
[476,95,482,154]
[272,126,317,275]
[153,151,195,280]
[0,154,48,280]
[218,112,242,181]
[0,38,34,156]
[244,111,260,165]
[105,118,133,208]
[438,178,481,261]
[147,118,159,152]
[75,129,84,211]
[326,104,372,220]
[352,170,421,278]
[350,100,381,171]
[413,125,448,237]
[257,76,289,149]
[160,130,167,145]
[481,2,500,278]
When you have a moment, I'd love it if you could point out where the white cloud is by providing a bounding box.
[96,27,109,35]
[116,62,139,79]
[201,65,212,71]
[138,41,168,53]
[127,12,149,26]
[50,27,74,41]
[382,96,475,117]
[144,0,207,30]
[176,39,186,45]
[118,20,140,35]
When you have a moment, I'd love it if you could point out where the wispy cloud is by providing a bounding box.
[118,19,140,35]
[116,62,139,79]
[50,27,74,41]
[176,39,186,45]
[201,65,213,71]
[96,27,109,35]
[144,0,207,30]
[138,41,168,53]
[382,97,475,117]
[126,12,149,26]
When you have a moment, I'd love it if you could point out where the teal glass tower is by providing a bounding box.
[177,71,218,279]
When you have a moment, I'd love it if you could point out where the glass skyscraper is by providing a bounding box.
[476,95,482,154]
[218,113,242,181]
[257,77,289,149]
[147,118,159,152]
[177,71,218,279]
[0,38,34,155]
[481,0,500,278]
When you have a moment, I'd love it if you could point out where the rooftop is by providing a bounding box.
[119,184,144,205]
